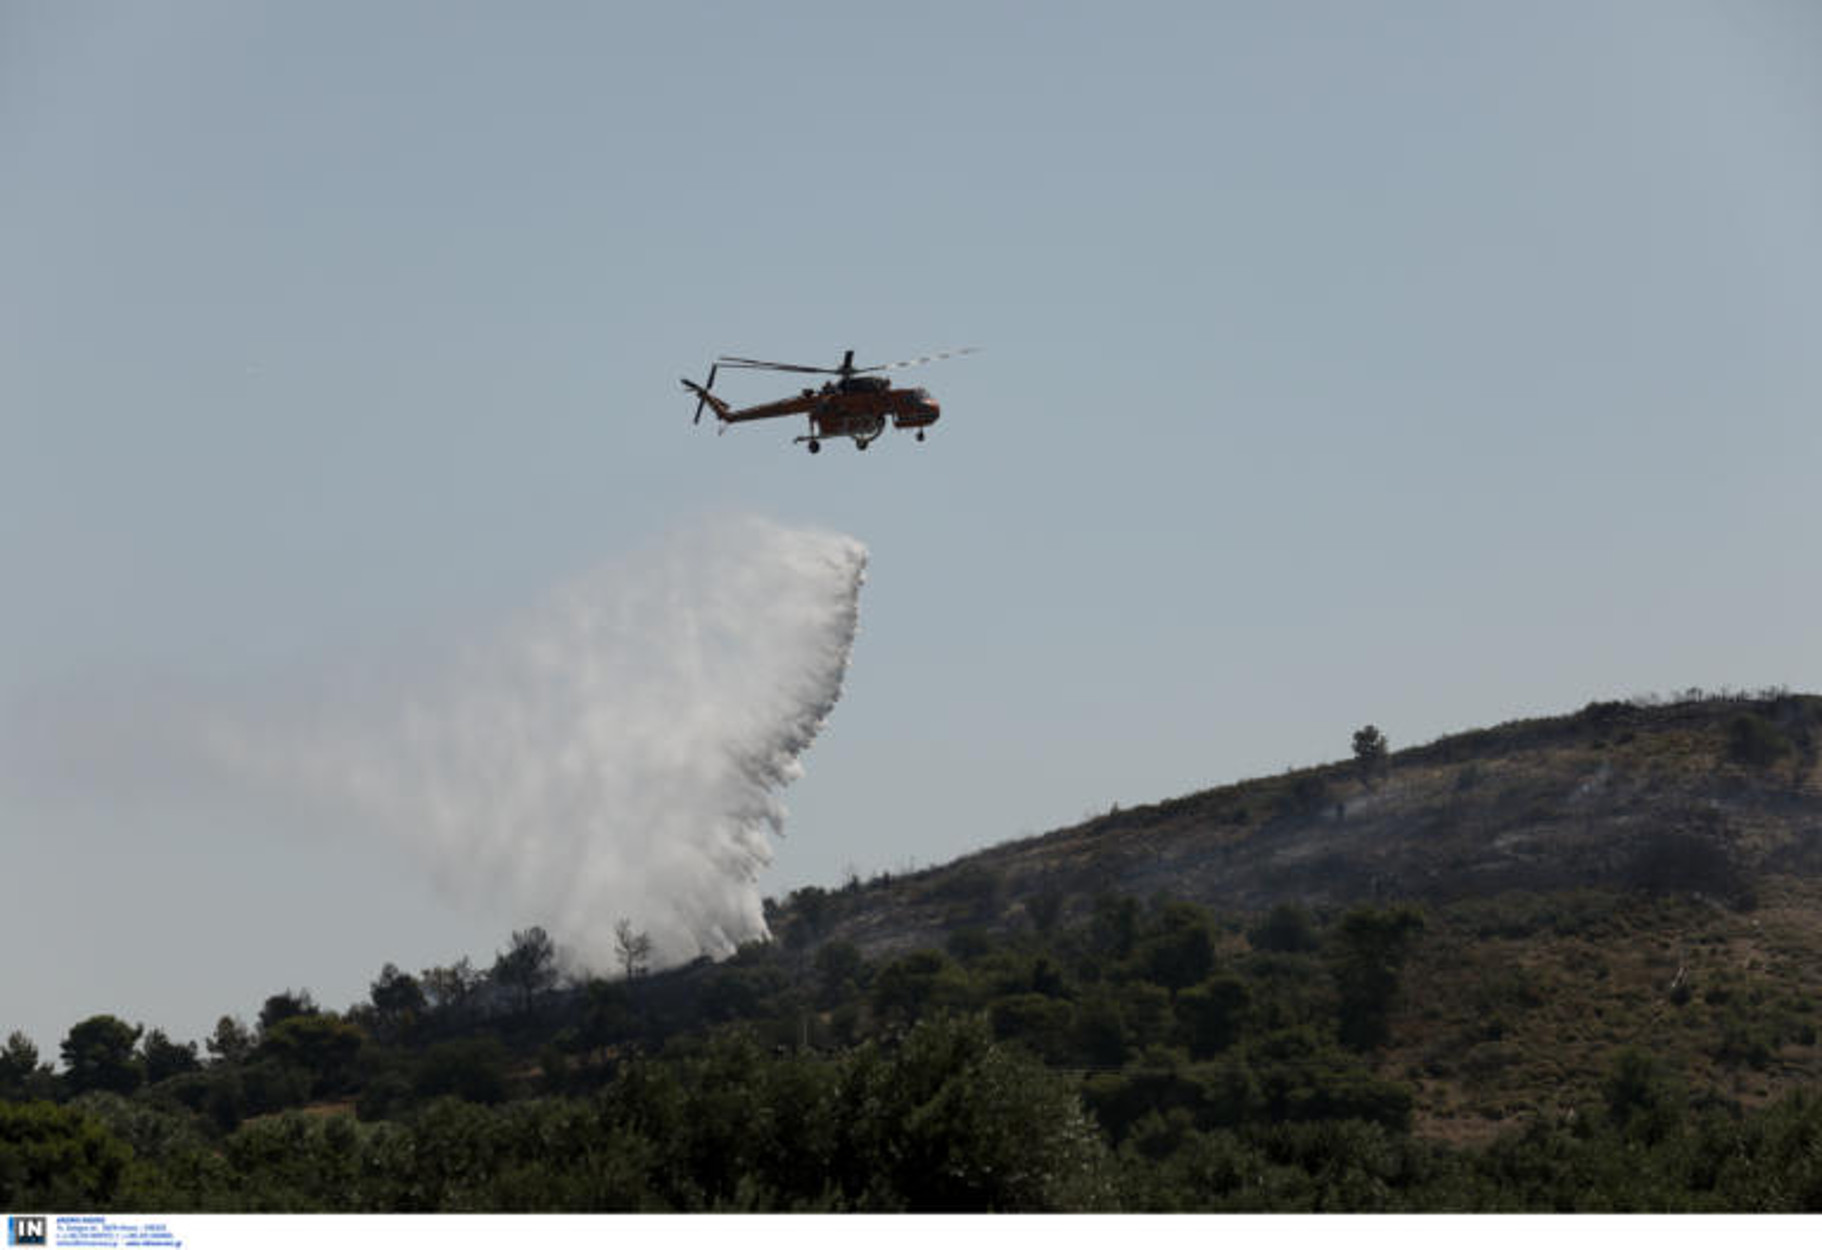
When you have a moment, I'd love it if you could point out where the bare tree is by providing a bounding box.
[614,918,653,982]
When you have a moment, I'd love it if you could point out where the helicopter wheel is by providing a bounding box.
[916,430,926,442]
[807,439,821,454]
[856,438,870,451]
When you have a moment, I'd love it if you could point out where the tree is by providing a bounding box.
[614,919,653,983]
[0,1102,132,1207]
[257,1014,365,1098]
[420,958,481,1019]
[787,886,831,945]
[493,926,559,1012]
[140,1028,200,1084]
[1330,906,1425,1051]
[0,1031,42,1098]
[205,1016,253,1066]
[370,962,426,1015]
[813,940,866,1006]
[990,994,1076,1064]
[1133,901,1217,995]
[369,963,427,1041]
[835,1015,1115,1211]
[1177,975,1251,1058]
[59,1015,144,1096]
[1090,893,1141,962]
[412,1037,511,1105]
[1071,991,1130,1067]
[1352,724,1389,789]
[871,950,967,1025]
[258,990,317,1039]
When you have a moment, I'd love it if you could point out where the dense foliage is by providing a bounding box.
[7,885,1822,1212]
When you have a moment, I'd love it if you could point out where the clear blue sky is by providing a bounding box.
[4,1,1819,1054]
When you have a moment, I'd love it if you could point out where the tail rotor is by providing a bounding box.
[688,363,719,425]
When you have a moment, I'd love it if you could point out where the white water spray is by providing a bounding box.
[216,516,868,969]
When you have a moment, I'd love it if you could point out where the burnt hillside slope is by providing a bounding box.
[776,693,1822,960]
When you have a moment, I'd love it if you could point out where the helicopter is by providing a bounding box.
[681,347,976,453]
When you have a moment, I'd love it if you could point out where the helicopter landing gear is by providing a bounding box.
[806,439,821,454]
[916,430,926,442]
[856,437,871,451]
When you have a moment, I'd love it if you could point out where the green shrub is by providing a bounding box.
[0,1101,134,1208]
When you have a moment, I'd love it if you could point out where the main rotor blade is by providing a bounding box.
[853,347,980,374]
[716,356,839,375]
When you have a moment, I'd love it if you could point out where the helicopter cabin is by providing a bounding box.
[892,387,941,431]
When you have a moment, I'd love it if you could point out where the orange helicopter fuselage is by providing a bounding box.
[721,382,941,440]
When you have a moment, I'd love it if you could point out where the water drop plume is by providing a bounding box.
[263,516,868,971]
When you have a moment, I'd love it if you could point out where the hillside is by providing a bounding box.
[786,691,1822,954]
[764,690,1822,1143]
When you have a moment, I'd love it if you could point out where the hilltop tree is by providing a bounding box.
[369,963,428,1040]
[205,1015,253,1065]
[0,1031,43,1097]
[494,926,559,1012]
[140,1028,200,1084]
[257,990,317,1039]
[420,958,481,1019]
[59,1015,144,1096]
[1352,724,1389,790]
